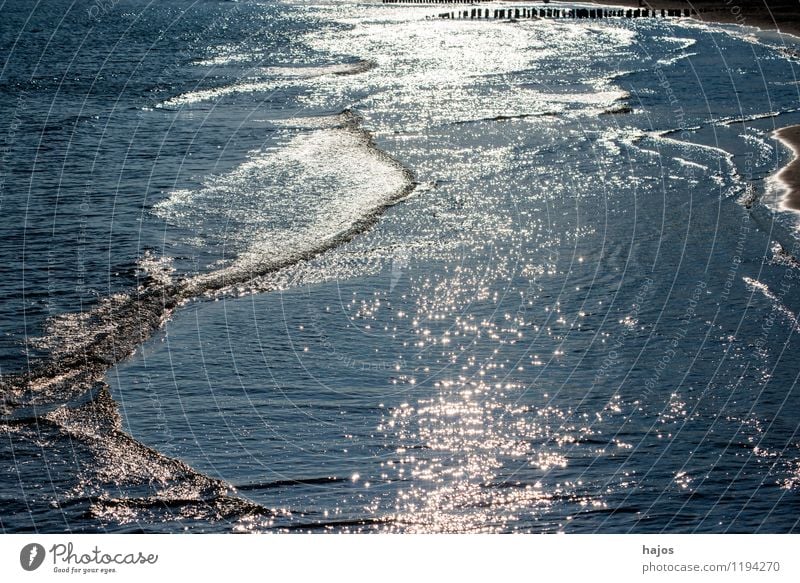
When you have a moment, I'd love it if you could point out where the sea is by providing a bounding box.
[2,0,800,533]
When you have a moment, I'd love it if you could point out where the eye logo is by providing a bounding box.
[20,543,46,571]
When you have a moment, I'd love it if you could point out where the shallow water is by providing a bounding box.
[2,0,800,533]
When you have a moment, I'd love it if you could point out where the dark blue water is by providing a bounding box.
[2,0,800,533]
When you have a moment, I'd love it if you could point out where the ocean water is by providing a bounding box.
[2,0,800,533]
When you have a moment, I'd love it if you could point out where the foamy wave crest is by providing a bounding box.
[173,111,414,295]
[714,107,800,126]
[159,60,375,108]
[261,59,376,79]
[0,110,414,528]
[157,80,277,108]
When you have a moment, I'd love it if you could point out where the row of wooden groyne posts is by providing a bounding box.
[380,2,697,21]
[432,7,696,20]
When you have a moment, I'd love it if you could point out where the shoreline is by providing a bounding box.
[581,1,800,39]
[572,1,800,214]
[773,125,800,212]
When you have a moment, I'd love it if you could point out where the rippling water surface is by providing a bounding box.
[2,0,800,533]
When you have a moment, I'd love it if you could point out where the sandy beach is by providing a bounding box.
[773,125,800,211]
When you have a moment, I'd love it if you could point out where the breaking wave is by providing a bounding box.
[0,110,414,529]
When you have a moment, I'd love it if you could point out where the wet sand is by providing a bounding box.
[773,125,800,211]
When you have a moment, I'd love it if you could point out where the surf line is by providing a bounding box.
[0,109,415,522]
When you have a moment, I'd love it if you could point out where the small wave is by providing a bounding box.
[660,36,698,52]
[193,43,262,67]
[769,241,800,269]
[744,277,800,333]
[658,126,703,137]
[1,381,264,528]
[746,185,800,251]
[159,60,375,108]
[273,516,392,533]
[542,89,630,106]
[268,114,358,130]
[714,107,800,126]
[594,127,646,156]
[0,110,415,530]
[672,156,708,171]
[651,129,737,167]
[235,476,343,491]
[195,53,256,67]
[601,104,633,115]
[156,80,277,108]
[262,59,377,79]
[451,111,558,125]
[657,52,697,66]
[160,111,414,296]
[448,86,629,125]
[89,492,269,525]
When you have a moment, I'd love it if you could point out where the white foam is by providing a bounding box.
[155,115,412,294]
[260,60,376,79]
[157,80,279,108]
